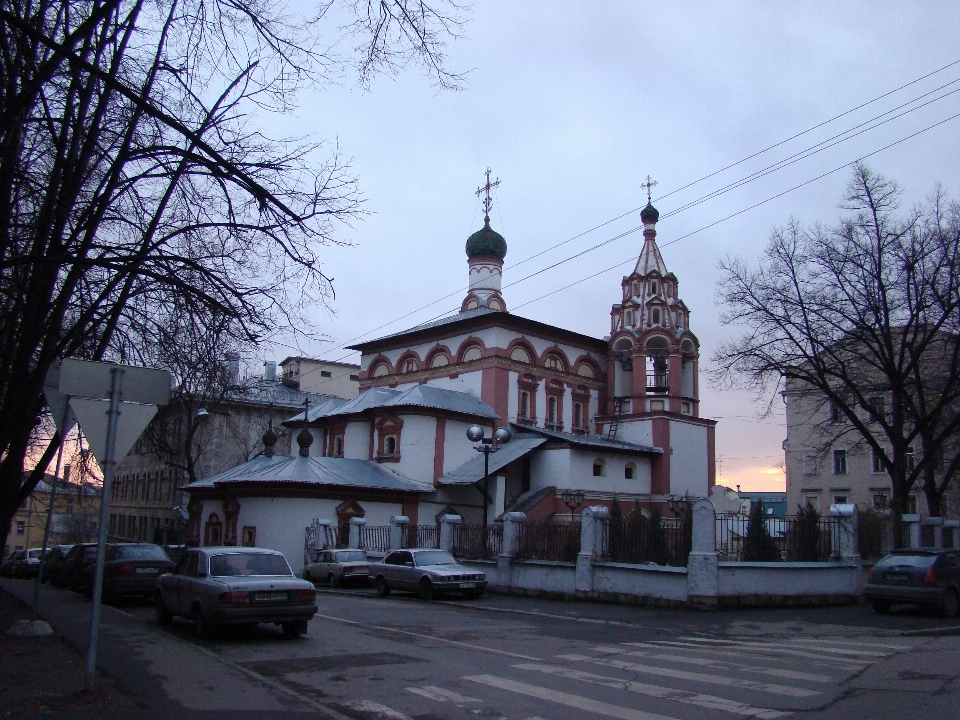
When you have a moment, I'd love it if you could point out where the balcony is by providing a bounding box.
[646,371,669,394]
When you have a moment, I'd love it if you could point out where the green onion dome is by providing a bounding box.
[640,202,660,224]
[466,217,507,259]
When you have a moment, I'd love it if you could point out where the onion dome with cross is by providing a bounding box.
[462,168,508,312]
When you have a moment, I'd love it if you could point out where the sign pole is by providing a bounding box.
[85,369,123,689]
[32,399,72,618]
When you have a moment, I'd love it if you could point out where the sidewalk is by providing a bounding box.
[0,579,336,720]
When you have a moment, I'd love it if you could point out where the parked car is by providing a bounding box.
[54,543,98,591]
[303,549,371,588]
[368,549,486,600]
[154,547,317,638]
[865,548,960,617]
[40,545,74,583]
[79,543,175,601]
[8,547,45,579]
[1,550,23,578]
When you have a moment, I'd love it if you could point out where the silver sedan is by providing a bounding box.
[155,547,317,638]
[368,549,486,600]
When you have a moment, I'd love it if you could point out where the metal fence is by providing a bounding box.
[451,523,503,560]
[515,521,580,563]
[604,516,691,567]
[716,513,843,561]
[360,525,392,552]
[405,524,439,549]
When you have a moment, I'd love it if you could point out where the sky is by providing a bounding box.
[260,0,960,493]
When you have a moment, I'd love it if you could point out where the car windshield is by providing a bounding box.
[115,545,169,561]
[209,552,292,577]
[414,550,457,567]
[877,553,937,568]
[27,549,42,559]
[336,551,367,562]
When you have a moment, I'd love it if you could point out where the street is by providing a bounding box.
[115,587,960,720]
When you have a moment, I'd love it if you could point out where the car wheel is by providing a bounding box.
[193,606,214,639]
[329,573,340,589]
[282,620,308,637]
[155,594,173,625]
[941,589,959,619]
[375,576,391,597]
[419,578,436,601]
[871,600,891,614]
[303,569,313,583]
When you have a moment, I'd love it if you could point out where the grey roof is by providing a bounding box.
[286,385,498,424]
[185,455,432,493]
[438,434,547,485]
[360,307,501,345]
[286,395,350,423]
[512,424,663,455]
[229,379,342,410]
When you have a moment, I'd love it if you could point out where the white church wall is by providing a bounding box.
[307,428,324,457]
[669,420,709,498]
[443,418,490,474]
[423,371,483,397]
[615,419,655,447]
[394,414,436,480]
[530,447,571,490]
[344,421,371,459]
[567,451,653,495]
[507,371,519,421]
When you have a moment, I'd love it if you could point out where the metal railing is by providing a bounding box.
[603,516,691,567]
[515,521,580,563]
[716,513,843,562]
[451,524,503,560]
[405,524,439,549]
[360,525,392,552]
[646,371,669,393]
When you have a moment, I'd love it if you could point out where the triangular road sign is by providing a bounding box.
[70,399,158,467]
[43,364,77,437]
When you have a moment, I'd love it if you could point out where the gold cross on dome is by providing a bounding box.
[475,168,501,220]
[640,174,658,203]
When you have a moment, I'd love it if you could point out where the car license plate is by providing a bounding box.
[135,567,158,574]
[459,582,475,589]
[255,592,287,601]
[885,573,909,582]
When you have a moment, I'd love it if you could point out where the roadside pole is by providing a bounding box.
[84,368,123,689]
[32,400,73,617]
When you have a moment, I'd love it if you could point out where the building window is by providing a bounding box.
[624,463,635,480]
[204,513,223,546]
[872,448,885,474]
[802,454,820,475]
[519,390,530,419]
[350,374,359,381]
[833,449,847,475]
[632,281,639,296]
[544,354,564,371]
[462,345,484,362]
[593,459,605,477]
[624,310,633,327]
[865,396,884,423]
[908,496,918,515]
[833,494,848,505]
[829,400,846,424]
[241,526,256,547]
[509,346,531,363]
[320,370,332,377]
[651,280,658,294]
[16,521,24,535]
[905,446,915,471]
[384,435,397,456]
[400,358,418,373]
[652,308,661,325]
[573,402,584,429]
[333,435,344,457]
[547,396,557,425]
[371,362,389,377]
[804,495,819,511]
[873,493,888,510]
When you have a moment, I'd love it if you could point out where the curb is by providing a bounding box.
[900,624,960,637]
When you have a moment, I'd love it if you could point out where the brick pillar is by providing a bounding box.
[687,499,718,607]
[439,514,462,553]
[390,515,410,550]
[348,517,366,549]
[668,353,682,412]
[498,512,526,592]
[576,506,610,594]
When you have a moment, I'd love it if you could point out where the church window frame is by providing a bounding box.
[652,307,661,325]
[204,512,223,546]
[509,342,533,364]
[375,415,403,462]
[624,462,636,480]
[517,374,540,425]
[333,434,344,458]
[398,355,419,374]
[371,361,390,378]
[593,459,605,477]
[624,309,633,327]
[651,280,658,295]
[460,342,484,363]
[544,352,566,372]
[573,401,584,430]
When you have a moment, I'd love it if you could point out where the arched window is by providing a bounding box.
[465,297,480,310]
[632,281,639,296]
[624,309,633,327]
[400,357,418,373]
[384,436,397,455]
[624,462,636,480]
[510,345,531,363]
[547,396,557,424]
[205,513,222,546]
[429,353,449,368]
[652,308,661,325]
[333,435,344,457]
[488,297,504,311]
[544,353,564,371]
[461,345,483,362]
[651,280,658,295]
[371,362,389,377]
[519,390,530,419]
[576,363,595,378]
[573,402,584,429]
[592,459,605,477]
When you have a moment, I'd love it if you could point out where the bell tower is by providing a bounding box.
[606,177,700,418]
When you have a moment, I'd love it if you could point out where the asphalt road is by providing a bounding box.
[121,587,960,720]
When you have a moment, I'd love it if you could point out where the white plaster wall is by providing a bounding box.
[443,418,490,474]
[530,447,571,490]
[567,451,653,495]
[307,428,324,457]
[507,560,577,594]
[616,419,655,447]
[717,562,859,597]
[423,371,483,396]
[592,562,687,601]
[344,421,371,459]
[507,371,519,421]
[669,420,709,497]
[392,414,436,481]
[535,385,546,423]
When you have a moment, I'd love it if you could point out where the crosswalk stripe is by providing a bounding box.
[464,674,682,720]
[343,700,414,719]
[512,663,792,719]
[666,639,868,667]
[631,641,865,671]
[588,645,834,683]
[593,657,821,698]
[784,638,911,652]
[406,686,480,703]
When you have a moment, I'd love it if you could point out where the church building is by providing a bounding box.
[183,174,717,570]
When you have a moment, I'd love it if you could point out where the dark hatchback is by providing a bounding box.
[83,543,175,601]
[54,543,98,590]
[40,545,74,583]
[865,548,960,617]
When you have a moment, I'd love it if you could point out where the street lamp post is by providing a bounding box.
[467,425,512,527]
[559,489,585,522]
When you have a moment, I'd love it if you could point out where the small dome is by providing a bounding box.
[640,202,659,224]
[466,218,507,259]
[262,425,278,457]
[297,426,313,457]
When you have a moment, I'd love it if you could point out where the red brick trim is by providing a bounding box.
[433,417,446,485]
[538,344,570,373]
[651,417,671,495]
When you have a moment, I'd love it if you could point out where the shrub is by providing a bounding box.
[742,500,781,562]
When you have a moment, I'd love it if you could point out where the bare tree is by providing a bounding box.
[713,164,960,532]
[0,0,469,540]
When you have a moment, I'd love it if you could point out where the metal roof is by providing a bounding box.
[512,424,663,455]
[185,455,432,493]
[285,385,498,424]
[286,395,350,423]
[358,307,500,345]
[438,435,547,485]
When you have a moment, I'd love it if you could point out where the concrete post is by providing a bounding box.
[390,515,410,550]
[313,519,333,549]
[498,512,526,591]
[576,506,610,594]
[902,514,922,548]
[924,516,944,548]
[829,504,860,562]
[439,514,462,553]
[348,517,366,549]
[943,520,960,550]
[687,499,719,607]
